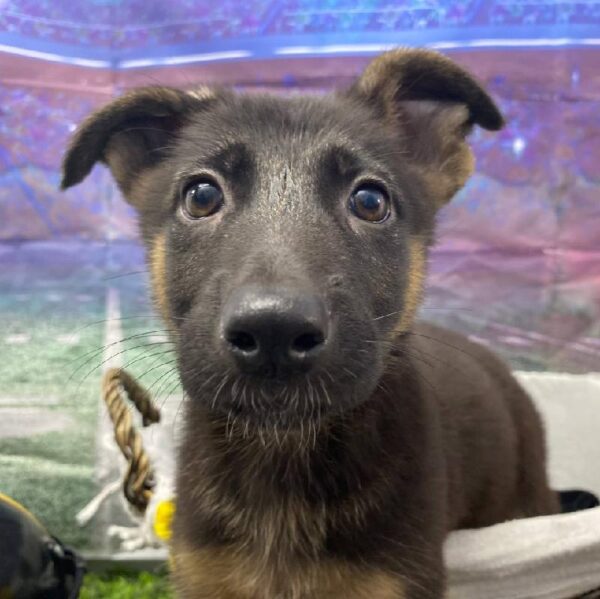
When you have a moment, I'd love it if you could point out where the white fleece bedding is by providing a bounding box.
[444,371,600,599]
[445,506,600,598]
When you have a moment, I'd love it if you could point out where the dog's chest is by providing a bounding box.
[173,473,407,598]
[197,477,328,558]
[171,541,406,599]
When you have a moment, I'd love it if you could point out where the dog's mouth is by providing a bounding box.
[195,372,336,419]
[180,362,369,431]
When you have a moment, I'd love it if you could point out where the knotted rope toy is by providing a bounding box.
[101,368,160,514]
[76,368,175,548]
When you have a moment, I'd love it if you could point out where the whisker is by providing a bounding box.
[102,270,149,282]
[372,310,403,322]
[73,316,173,334]
[70,340,175,384]
[136,354,178,383]
[145,360,180,396]
[68,329,173,366]
[74,348,175,388]
[173,390,187,433]
[158,373,183,409]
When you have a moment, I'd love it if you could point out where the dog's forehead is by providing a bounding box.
[178,92,390,172]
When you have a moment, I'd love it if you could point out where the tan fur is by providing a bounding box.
[395,236,426,334]
[149,232,170,323]
[187,86,216,102]
[415,104,476,205]
[172,544,405,599]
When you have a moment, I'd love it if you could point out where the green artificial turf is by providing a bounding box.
[81,571,173,599]
[0,287,104,548]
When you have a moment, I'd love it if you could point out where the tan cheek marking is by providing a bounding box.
[149,232,170,325]
[171,545,406,599]
[394,236,427,335]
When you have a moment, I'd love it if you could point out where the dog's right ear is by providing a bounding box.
[61,86,216,199]
[350,48,504,206]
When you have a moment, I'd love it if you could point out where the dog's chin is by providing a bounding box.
[183,368,377,432]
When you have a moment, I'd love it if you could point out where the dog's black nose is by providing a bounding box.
[221,286,328,376]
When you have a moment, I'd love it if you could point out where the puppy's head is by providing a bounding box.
[63,49,502,429]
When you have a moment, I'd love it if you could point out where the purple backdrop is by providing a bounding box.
[1,0,599,372]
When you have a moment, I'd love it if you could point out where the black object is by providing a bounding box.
[577,589,600,598]
[0,493,85,599]
[559,489,600,514]
[554,490,598,598]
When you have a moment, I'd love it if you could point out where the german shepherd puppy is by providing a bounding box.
[62,48,559,598]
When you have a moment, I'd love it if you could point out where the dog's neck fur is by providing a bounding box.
[174,349,434,567]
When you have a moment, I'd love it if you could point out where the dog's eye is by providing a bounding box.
[348,185,390,223]
[182,181,224,219]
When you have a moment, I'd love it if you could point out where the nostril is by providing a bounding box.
[227,330,258,354]
[291,331,325,354]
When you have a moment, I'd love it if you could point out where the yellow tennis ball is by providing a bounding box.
[153,499,175,541]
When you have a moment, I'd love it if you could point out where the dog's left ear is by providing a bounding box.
[60,87,216,199]
[351,48,504,206]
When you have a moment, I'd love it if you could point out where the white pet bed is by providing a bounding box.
[444,372,600,599]
[446,506,600,598]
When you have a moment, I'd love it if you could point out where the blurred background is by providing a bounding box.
[0,0,598,574]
